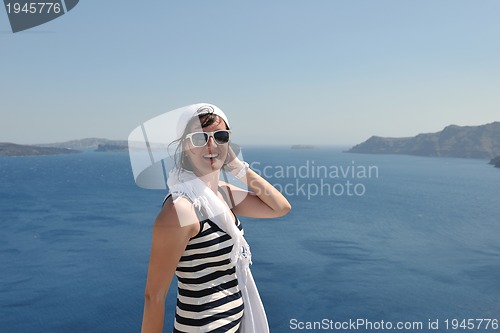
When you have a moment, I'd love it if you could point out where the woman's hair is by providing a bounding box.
[169,106,230,171]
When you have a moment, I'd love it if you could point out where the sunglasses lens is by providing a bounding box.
[191,133,209,147]
[214,131,230,144]
[188,131,230,147]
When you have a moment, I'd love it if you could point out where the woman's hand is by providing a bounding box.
[221,145,291,219]
[224,144,246,173]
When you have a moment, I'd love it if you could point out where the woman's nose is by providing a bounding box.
[207,135,218,148]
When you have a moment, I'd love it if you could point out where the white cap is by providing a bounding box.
[176,103,230,140]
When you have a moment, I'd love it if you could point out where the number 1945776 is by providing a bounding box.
[5,2,62,14]
[444,319,499,330]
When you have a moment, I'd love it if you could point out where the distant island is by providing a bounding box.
[489,156,500,168]
[95,143,128,152]
[38,138,128,151]
[0,138,129,156]
[0,142,81,156]
[347,122,500,159]
[291,144,315,149]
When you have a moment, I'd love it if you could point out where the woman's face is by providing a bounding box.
[183,116,229,177]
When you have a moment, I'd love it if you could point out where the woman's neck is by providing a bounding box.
[197,170,220,193]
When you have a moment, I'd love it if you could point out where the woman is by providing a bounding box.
[140,104,291,333]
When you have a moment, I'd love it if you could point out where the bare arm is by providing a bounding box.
[224,148,291,218]
[141,197,199,333]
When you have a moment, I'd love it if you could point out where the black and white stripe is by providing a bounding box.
[173,217,244,333]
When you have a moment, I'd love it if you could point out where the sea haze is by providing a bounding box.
[1,148,499,332]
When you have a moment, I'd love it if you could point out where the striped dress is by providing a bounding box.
[173,209,244,332]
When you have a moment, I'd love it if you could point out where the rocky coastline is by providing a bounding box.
[347,122,500,159]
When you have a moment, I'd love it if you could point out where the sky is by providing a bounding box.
[1,0,499,146]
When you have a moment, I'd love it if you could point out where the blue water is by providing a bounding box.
[1,148,500,332]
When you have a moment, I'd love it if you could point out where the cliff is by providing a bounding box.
[347,122,500,159]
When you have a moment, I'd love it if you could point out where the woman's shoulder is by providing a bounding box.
[155,196,200,236]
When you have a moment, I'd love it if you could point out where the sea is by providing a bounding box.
[1,147,499,333]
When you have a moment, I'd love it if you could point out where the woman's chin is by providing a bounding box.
[194,158,224,175]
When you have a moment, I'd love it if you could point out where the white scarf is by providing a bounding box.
[167,168,270,333]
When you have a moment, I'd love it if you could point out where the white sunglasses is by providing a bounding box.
[185,130,231,147]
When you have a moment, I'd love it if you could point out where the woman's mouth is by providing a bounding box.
[203,153,219,160]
